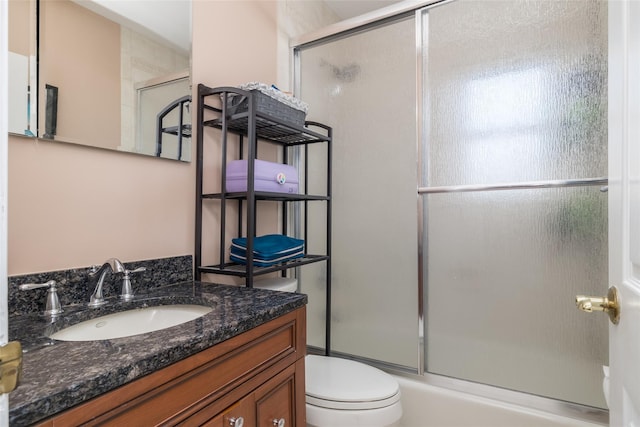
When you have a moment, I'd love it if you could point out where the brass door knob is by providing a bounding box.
[0,341,22,394]
[576,286,620,324]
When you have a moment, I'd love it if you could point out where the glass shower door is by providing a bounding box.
[297,15,420,368]
[422,0,608,408]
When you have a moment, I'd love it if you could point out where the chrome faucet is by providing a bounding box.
[88,258,125,307]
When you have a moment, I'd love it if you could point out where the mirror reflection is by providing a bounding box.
[10,0,192,162]
[8,0,37,137]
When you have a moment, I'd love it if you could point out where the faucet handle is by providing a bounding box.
[121,267,146,301]
[19,280,63,317]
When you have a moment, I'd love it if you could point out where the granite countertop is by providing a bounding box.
[8,281,307,426]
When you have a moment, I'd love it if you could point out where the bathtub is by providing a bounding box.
[393,375,606,427]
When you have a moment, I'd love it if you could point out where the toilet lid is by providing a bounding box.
[305,355,401,410]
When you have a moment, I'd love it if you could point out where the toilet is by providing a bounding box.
[254,277,403,427]
[305,354,402,427]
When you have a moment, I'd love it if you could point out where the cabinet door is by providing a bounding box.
[204,393,256,427]
[255,363,301,427]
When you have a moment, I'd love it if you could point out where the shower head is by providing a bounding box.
[320,59,361,83]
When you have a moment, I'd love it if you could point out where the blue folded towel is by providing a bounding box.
[230,234,305,267]
[231,234,304,257]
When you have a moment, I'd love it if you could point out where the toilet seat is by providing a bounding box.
[305,355,401,411]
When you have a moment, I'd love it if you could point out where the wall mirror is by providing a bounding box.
[9,0,192,162]
[8,0,38,137]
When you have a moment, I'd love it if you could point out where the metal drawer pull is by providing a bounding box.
[228,417,244,427]
[273,418,285,427]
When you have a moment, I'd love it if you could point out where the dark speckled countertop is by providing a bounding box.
[8,281,307,426]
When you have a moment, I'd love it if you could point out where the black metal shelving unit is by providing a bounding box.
[195,84,332,351]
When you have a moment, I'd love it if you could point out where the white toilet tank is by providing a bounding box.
[252,277,298,293]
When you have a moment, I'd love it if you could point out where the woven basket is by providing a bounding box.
[226,90,306,127]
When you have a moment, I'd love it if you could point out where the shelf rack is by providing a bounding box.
[195,86,332,352]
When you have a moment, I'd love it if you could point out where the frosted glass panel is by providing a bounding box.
[298,16,419,368]
[426,0,607,186]
[424,0,608,408]
[425,187,608,408]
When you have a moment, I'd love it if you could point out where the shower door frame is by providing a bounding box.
[292,1,608,424]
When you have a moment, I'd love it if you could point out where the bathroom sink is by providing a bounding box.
[48,304,213,341]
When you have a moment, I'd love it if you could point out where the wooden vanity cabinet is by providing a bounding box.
[36,307,306,427]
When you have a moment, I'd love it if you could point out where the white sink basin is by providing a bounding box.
[48,304,213,341]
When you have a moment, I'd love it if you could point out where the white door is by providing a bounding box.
[607,0,640,425]
[1,0,10,425]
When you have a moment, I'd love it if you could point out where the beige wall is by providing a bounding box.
[8,137,194,275]
[8,0,338,277]
[39,0,120,148]
[194,1,278,89]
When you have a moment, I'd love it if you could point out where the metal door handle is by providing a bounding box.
[0,341,22,393]
[576,286,620,324]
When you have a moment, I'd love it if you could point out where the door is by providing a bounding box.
[298,0,613,414]
[422,0,609,410]
[295,14,419,365]
[607,0,640,425]
[1,0,11,425]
